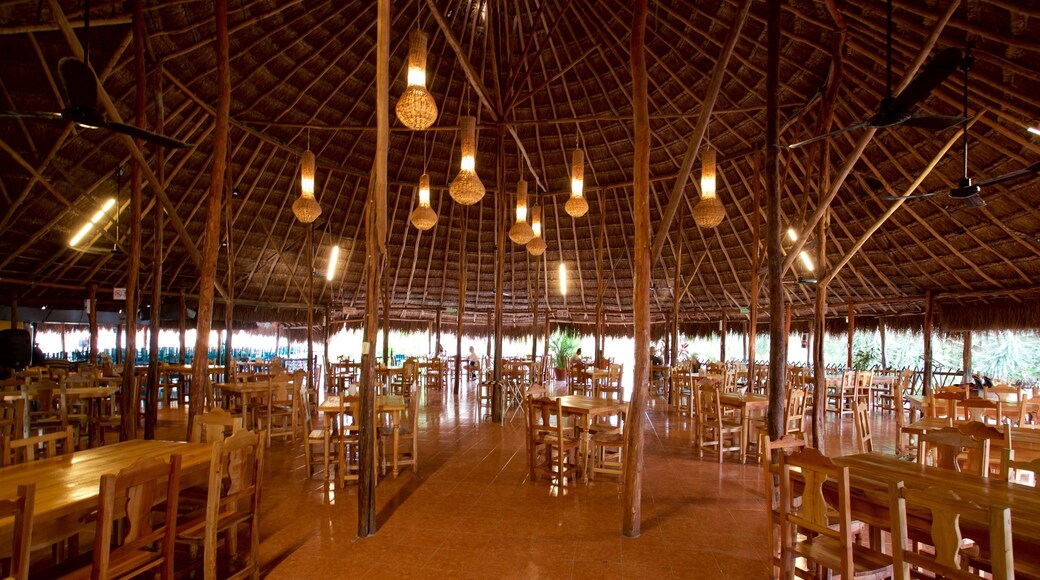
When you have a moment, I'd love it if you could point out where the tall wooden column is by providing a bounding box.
[670,212,682,367]
[595,201,607,364]
[624,0,650,538]
[434,308,442,356]
[720,314,727,362]
[531,254,541,362]
[358,0,389,537]
[747,154,761,387]
[146,49,166,440]
[962,331,972,384]
[88,284,98,364]
[923,290,934,396]
[879,320,887,369]
[491,129,505,423]
[190,0,229,435]
[178,290,186,365]
[306,226,315,400]
[765,0,787,441]
[455,209,468,393]
[846,300,855,368]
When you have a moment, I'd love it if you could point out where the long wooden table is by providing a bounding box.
[0,439,212,552]
[832,452,1040,574]
[718,391,768,463]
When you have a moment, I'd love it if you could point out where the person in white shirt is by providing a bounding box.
[568,348,584,368]
[467,346,480,379]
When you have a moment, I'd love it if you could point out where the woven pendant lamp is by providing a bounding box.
[292,149,322,223]
[692,145,724,228]
[396,29,438,130]
[449,116,485,205]
[565,148,588,217]
[410,173,437,231]
[527,205,546,256]
[508,179,535,244]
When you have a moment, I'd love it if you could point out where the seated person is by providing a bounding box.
[650,347,664,380]
[467,346,480,379]
[568,348,584,369]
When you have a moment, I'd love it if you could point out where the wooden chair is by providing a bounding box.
[596,363,623,401]
[567,366,591,397]
[1,425,73,466]
[779,447,892,579]
[784,386,808,438]
[68,454,182,579]
[919,426,991,477]
[929,390,964,420]
[380,384,419,477]
[890,482,1013,580]
[176,429,264,580]
[526,395,580,484]
[959,398,1002,425]
[760,434,807,579]
[825,370,857,417]
[672,371,693,415]
[590,409,626,480]
[852,400,873,453]
[190,407,243,444]
[854,370,873,409]
[0,483,34,580]
[999,447,1040,486]
[0,397,25,441]
[696,384,742,463]
[425,358,444,390]
[261,374,295,444]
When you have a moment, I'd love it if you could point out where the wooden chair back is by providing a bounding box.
[779,447,856,579]
[854,370,873,405]
[761,435,806,578]
[525,396,578,483]
[999,447,1040,486]
[986,384,1021,403]
[91,454,182,579]
[920,426,991,476]
[852,401,873,453]
[191,407,243,443]
[784,387,807,436]
[890,482,1013,579]
[929,391,964,419]
[199,429,265,578]
[1,425,73,466]
[0,398,25,441]
[0,483,34,580]
[698,383,724,424]
[958,398,1002,423]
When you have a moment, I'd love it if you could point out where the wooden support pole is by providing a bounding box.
[115,324,122,365]
[382,268,390,365]
[962,331,972,384]
[748,154,761,384]
[846,300,855,369]
[923,290,934,396]
[650,0,752,265]
[670,211,682,367]
[765,0,787,441]
[531,255,541,362]
[623,0,650,538]
[879,320,887,369]
[60,323,66,358]
[455,209,468,393]
[306,226,315,400]
[492,129,505,423]
[189,0,230,435]
[178,291,186,365]
[595,200,607,364]
[323,306,331,389]
[435,309,442,357]
[358,0,390,538]
[146,54,167,441]
[720,314,727,363]
[88,284,98,364]
[224,155,235,383]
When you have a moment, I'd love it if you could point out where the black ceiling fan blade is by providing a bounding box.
[103,121,191,149]
[974,161,1040,188]
[887,47,962,114]
[785,122,867,149]
[0,110,65,121]
[58,57,98,111]
[900,114,968,131]
[882,190,942,201]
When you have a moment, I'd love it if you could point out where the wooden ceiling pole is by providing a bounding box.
[145,53,166,442]
[492,129,505,423]
[178,290,186,365]
[358,0,390,539]
[846,300,855,368]
[765,0,787,442]
[455,209,467,393]
[623,0,650,539]
[747,153,761,391]
[649,0,752,266]
[783,0,961,275]
[88,284,98,364]
[923,290,934,396]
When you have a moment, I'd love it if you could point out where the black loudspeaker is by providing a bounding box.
[0,329,32,371]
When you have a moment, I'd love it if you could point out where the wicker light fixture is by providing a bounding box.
[449,116,485,205]
[508,179,535,245]
[396,29,438,130]
[692,145,724,228]
[292,150,322,223]
[527,205,546,256]
[565,148,588,218]
[410,173,437,231]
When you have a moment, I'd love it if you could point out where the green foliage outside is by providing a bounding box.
[549,328,581,369]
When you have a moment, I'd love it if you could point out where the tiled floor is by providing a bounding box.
[156,382,897,579]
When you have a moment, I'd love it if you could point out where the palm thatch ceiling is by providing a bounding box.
[0,0,1038,335]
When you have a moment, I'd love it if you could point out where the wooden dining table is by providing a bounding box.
[553,395,628,480]
[831,452,1040,574]
[0,439,212,552]
[716,391,768,463]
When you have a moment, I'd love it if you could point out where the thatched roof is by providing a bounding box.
[0,1,1038,338]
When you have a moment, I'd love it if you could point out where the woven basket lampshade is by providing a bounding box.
[508,179,535,245]
[565,148,588,218]
[527,205,546,256]
[693,145,724,228]
[449,116,485,205]
[396,29,438,130]
[410,173,437,231]
[292,150,322,224]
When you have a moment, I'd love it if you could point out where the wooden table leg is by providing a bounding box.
[740,405,749,464]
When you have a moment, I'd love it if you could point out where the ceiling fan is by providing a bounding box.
[884,47,1040,208]
[1,1,189,149]
[786,0,965,150]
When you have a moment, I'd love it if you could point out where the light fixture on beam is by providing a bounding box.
[527,205,546,256]
[787,227,798,242]
[1028,126,1040,137]
[292,150,322,223]
[508,179,534,244]
[69,197,117,247]
[326,245,341,281]
[449,116,485,205]
[409,173,437,231]
[396,29,438,130]
[565,148,588,218]
[559,261,568,296]
[692,145,725,228]
[799,250,815,272]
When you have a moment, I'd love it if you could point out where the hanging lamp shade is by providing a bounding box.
[396,29,438,130]
[410,173,437,231]
[565,148,588,217]
[449,116,485,205]
[508,179,535,245]
[292,150,322,223]
[527,205,546,256]
[692,145,724,228]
